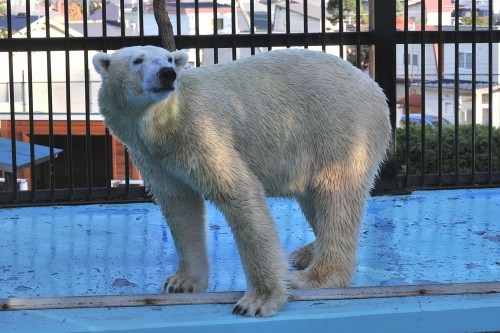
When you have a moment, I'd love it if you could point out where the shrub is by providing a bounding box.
[396,124,500,175]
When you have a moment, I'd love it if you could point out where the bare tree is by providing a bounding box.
[153,0,176,51]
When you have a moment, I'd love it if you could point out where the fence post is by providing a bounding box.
[371,0,401,194]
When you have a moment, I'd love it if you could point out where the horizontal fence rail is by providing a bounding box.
[0,0,500,205]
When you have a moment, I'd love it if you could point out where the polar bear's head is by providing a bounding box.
[93,46,189,111]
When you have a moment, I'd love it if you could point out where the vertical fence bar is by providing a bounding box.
[175,0,181,50]
[372,0,397,192]
[338,0,343,58]
[404,0,411,188]
[212,0,219,64]
[267,0,272,51]
[102,0,112,199]
[321,0,327,52]
[470,0,477,184]
[487,0,494,184]
[45,0,56,200]
[26,0,36,201]
[354,0,360,66]
[453,0,460,185]
[195,0,201,66]
[249,0,256,54]
[285,0,290,49]
[64,0,74,199]
[303,0,308,49]
[104,127,112,198]
[7,0,18,201]
[250,0,256,54]
[124,148,131,197]
[102,0,108,47]
[120,0,126,38]
[138,0,145,38]
[83,0,93,199]
[231,0,236,60]
[437,0,443,186]
[419,0,426,187]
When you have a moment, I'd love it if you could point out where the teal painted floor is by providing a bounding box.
[0,188,499,332]
[1,188,499,298]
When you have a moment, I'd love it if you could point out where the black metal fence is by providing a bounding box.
[1,0,499,205]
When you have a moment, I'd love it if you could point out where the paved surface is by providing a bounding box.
[1,188,499,299]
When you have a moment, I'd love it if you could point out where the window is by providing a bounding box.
[481,93,489,104]
[443,101,453,116]
[459,52,473,69]
[406,53,419,66]
[0,82,24,103]
[212,18,223,31]
[0,83,7,103]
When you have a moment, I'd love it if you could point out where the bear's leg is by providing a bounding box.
[291,171,367,289]
[290,196,317,270]
[156,182,209,294]
[214,181,288,317]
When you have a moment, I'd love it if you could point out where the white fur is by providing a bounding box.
[93,46,391,317]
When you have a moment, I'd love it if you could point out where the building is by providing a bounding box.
[272,0,346,57]
[396,0,500,127]
[0,0,242,190]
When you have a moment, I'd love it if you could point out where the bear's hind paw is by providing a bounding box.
[232,290,288,317]
[290,242,315,270]
[290,268,351,289]
[162,274,207,294]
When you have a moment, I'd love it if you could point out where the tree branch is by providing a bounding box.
[153,0,176,51]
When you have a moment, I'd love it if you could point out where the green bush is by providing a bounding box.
[396,124,500,175]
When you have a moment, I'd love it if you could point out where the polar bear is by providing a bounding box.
[92,45,391,317]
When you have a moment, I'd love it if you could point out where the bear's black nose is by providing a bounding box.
[157,67,176,83]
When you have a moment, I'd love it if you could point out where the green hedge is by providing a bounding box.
[396,124,500,174]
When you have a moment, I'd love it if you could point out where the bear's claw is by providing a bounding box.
[162,274,206,294]
[232,290,287,317]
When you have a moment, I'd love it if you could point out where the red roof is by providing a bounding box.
[424,0,453,13]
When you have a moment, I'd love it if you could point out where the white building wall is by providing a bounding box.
[442,42,500,84]
[396,43,440,81]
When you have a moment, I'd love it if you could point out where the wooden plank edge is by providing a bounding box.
[2,281,499,311]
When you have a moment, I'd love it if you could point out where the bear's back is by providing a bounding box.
[169,49,390,196]
[176,49,389,144]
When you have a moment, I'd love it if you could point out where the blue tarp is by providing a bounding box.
[0,137,62,173]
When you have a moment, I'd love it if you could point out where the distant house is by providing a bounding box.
[0,12,39,35]
[121,0,239,66]
[396,0,500,127]
[272,0,345,57]
[273,0,335,33]
[0,11,139,190]
[406,0,453,26]
[0,0,242,190]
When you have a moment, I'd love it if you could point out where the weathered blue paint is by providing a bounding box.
[0,188,499,331]
[1,188,498,297]
[1,293,500,332]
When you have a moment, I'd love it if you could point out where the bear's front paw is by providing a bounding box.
[162,274,207,293]
[232,290,288,317]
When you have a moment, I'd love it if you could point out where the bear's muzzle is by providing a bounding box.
[157,67,177,90]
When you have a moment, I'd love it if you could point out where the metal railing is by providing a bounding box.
[1,0,499,205]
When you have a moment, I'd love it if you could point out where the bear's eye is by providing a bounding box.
[167,57,173,63]
[133,58,143,65]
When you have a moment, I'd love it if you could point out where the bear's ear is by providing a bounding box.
[92,53,112,78]
[172,50,189,70]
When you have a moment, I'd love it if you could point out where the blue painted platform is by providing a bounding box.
[1,188,499,332]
